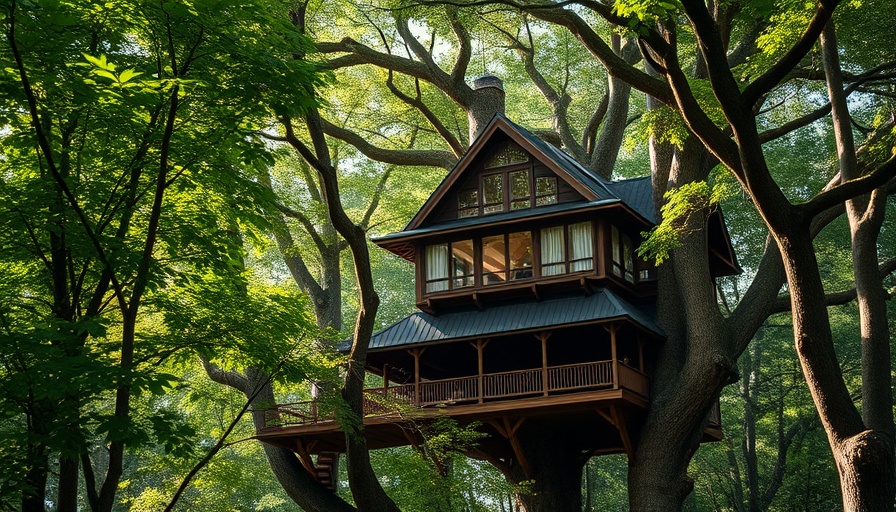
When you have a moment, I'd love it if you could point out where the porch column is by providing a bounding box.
[382,364,389,397]
[638,339,645,373]
[470,339,490,403]
[535,332,552,396]
[609,324,618,389]
[409,348,425,406]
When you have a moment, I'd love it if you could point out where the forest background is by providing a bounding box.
[0,0,894,510]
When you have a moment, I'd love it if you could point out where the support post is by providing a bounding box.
[408,348,425,406]
[470,339,490,403]
[535,332,551,396]
[638,338,645,373]
[382,363,389,398]
[609,324,618,389]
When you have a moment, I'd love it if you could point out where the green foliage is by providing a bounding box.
[627,105,690,150]
[639,178,735,264]
[614,0,684,35]
[0,0,323,507]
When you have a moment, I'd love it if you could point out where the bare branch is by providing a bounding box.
[320,118,456,169]
[200,357,250,394]
[769,258,896,315]
[385,71,465,157]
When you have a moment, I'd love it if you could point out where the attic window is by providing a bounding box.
[459,172,558,218]
[535,177,558,206]
[485,141,528,168]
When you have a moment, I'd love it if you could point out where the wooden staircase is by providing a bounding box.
[314,452,338,490]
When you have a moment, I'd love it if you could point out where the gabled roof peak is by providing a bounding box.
[402,113,650,231]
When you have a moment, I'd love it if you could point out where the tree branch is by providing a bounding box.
[801,155,896,219]
[200,357,251,394]
[320,118,456,169]
[769,258,896,314]
[385,71,464,157]
[741,0,839,107]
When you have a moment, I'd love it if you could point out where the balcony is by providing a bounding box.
[260,359,648,430]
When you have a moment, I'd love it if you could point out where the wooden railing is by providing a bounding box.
[262,359,645,429]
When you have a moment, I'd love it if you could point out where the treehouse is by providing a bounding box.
[254,113,739,489]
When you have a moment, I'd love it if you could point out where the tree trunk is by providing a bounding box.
[57,455,79,512]
[246,369,357,512]
[21,450,48,512]
[506,420,588,512]
[775,225,895,511]
[590,36,639,180]
[629,137,735,511]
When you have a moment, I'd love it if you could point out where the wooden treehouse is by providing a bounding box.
[255,113,739,489]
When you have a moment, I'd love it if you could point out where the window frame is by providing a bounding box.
[459,163,561,217]
[610,225,636,284]
[423,239,476,293]
[482,231,534,285]
[421,221,599,297]
[539,221,594,277]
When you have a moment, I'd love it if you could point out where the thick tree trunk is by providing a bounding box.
[818,21,895,508]
[776,226,895,511]
[21,450,48,512]
[504,420,588,512]
[246,370,357,512]
[57,455,79,512]
[629,137,735,511]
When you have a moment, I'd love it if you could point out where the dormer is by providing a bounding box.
[373,114,740,312]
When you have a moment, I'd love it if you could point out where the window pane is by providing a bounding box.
[508,232,533,280]
[486,141,528,168]
[458,189,478,209]
[458,208,478,218]
[452,240,474,288]
[425,244,449,292]
[611,226,622,278]
[540,226,565,276]
[623,235,634,283]
[536,195,557,206]
[511,199,530,210]
[536,177,557,196]
[510,170,530,199]
[569,221,593,272]
[482,235,506,284]
[483,175,503,205]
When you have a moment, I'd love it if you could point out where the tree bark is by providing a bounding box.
[590,36,640,179]
[503,420,589,512]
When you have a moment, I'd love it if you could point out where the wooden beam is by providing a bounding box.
[579,276,593,296]
[535,332,552,396]
[468,338,490,403]
[502,416,531,479]
[295,440,318,478]
[611,406,634,460]
[638,338,645,373]
[608,324,619,389]
[531,283,541,302]
[408,348,426,406]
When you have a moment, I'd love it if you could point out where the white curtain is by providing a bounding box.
[540,226,565,276]
[569,221,593,271]
[425,244,449,292]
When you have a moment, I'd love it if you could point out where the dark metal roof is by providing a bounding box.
[347,289,664,352]
[608,176,656,224]
[372,199,621,243]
